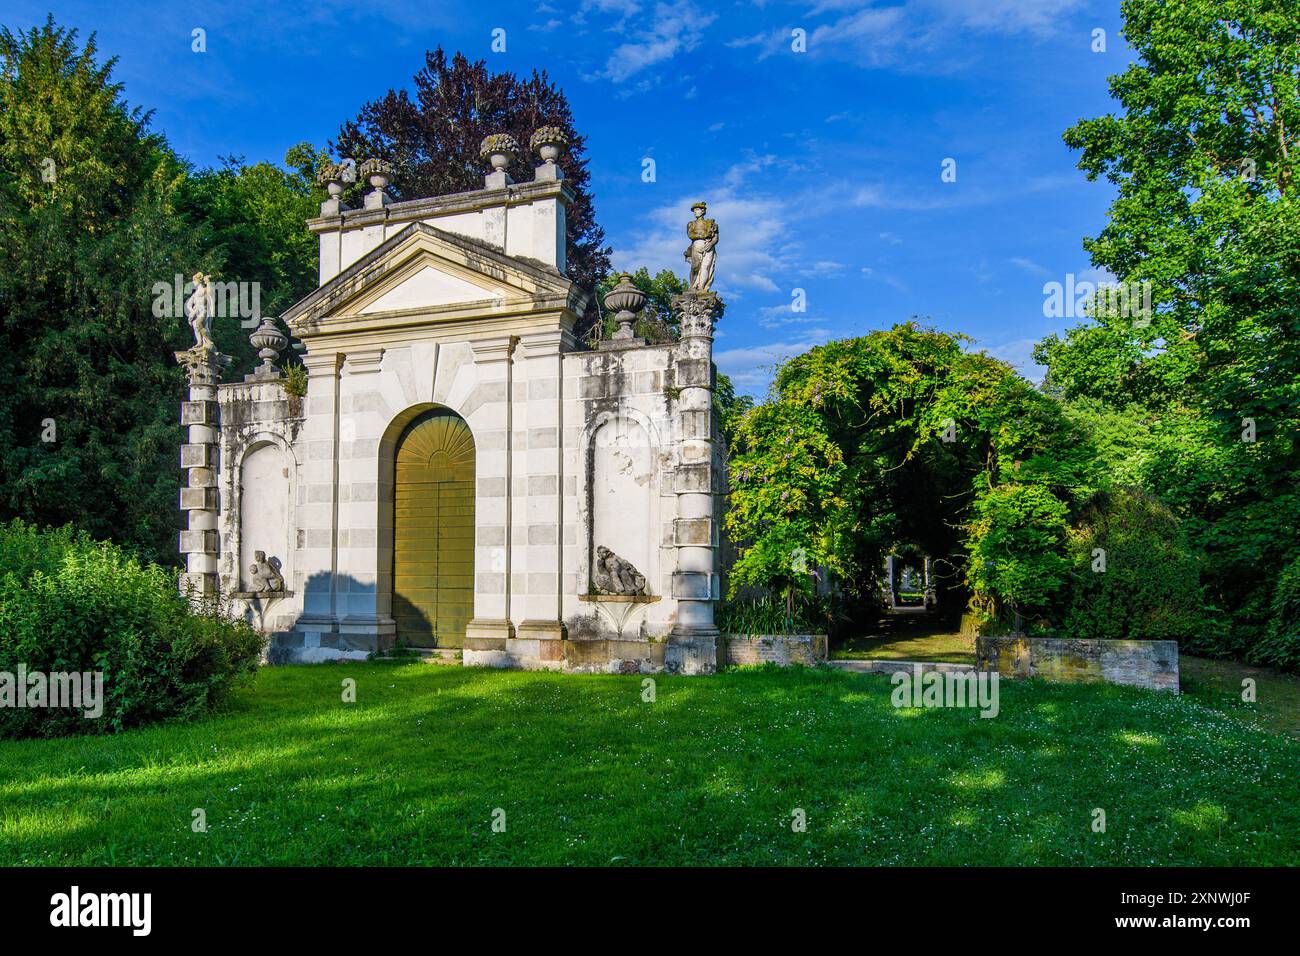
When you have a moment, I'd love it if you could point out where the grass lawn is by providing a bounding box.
[2,663,1297,866]
[833,615,1300,740]
[1180,655,1300,739]
[832,611,976,664]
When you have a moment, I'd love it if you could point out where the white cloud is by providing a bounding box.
[715,330,835,393]
[598,1,717,82]
[758,303,824,328]
[861,265,909,293]
[731,0,1087,69]
[612,192,790,294]
[1009,256,1049,275]
[980,336,1046,383]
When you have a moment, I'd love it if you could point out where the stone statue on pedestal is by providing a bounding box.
[593,546,647,596]
[683,201,718,293]
[185,272,216,352]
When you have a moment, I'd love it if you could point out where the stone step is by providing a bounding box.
[828,659,978,675]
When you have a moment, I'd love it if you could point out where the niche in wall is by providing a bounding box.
[239,441,291,592]
[588,415,656,593]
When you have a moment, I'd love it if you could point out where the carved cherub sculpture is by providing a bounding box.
[593,545,647,596]
[249,551,285,593]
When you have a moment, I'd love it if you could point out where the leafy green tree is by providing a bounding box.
[726,323,1084,626]
[1036,0,1300,659]
[0,17,201,564]
[332,47,611,338]
[176,143,323,368]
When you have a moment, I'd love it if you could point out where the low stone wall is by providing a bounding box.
[976,635,1179,693]
[723,633,828,667]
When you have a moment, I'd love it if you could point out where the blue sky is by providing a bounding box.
[7,0,1130,395]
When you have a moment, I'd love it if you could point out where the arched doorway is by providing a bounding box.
[392,408,475,647]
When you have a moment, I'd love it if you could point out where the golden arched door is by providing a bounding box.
[392,409,475,647]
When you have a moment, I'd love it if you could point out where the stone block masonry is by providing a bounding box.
[976,635,1180,693]
[185,131,746,674]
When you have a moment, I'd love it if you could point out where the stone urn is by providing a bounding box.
[603,273,646,340]
[358,158,394,191]
[530,126,568,166]
[479,133,519,175]
[249,316,288,377]
[316,162,346,199]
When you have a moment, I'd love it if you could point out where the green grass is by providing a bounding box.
[1180,655,1300,739]
[833,615,1300,739]
[834,627,976,664]
[1,663,1297,866]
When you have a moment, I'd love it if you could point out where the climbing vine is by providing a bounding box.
[726,323,1087,627]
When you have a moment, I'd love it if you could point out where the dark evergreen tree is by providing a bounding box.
[332,47,611,338]
[0,17,203,564]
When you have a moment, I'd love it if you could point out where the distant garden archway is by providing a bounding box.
[724,323,1079,636]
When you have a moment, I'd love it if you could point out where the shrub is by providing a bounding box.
[1248,556,1300,672]
[1059,487,1207,643]
[716,593,839,635]
[966,482,1071,626]
[0,521,264,738]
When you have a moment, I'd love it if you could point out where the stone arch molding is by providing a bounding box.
[233,433,298,593]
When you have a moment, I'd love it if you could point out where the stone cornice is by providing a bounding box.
[306,179,574,235]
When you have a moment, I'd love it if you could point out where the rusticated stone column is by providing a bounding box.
[176,347,231,603]
[666,291,721,674]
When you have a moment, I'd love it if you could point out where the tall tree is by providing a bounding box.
[332,48,611,338]
[1035,0,1300,658]
[177,143,324,368]
[0,17,202,564]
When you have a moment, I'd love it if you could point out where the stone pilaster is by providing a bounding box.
[176,347,231,603]
[514,329,573,665]
[296,351,344,641]
[464,335,518,662]
[666,292,722,674]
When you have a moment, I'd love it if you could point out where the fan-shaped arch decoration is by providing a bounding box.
[393,409,475,647]
[396,411,475,480]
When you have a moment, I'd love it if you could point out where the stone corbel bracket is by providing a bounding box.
[578,594,662,639]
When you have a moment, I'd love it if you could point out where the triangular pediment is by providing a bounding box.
[359,263,506,314]
[284,222,585,337]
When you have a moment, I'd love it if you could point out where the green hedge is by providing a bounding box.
[1248,555,1300,671]
[0,521,263,738]
[1060,488,1207,643]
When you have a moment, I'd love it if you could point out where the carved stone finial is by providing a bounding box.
[480,133,519,188]
[602,273,646,342]
[530,126,568,181]
[247,316,289,381]
[358,158,394,209]
[316,162,350,214]
[593,545,648,596]
[249,551,285,593]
